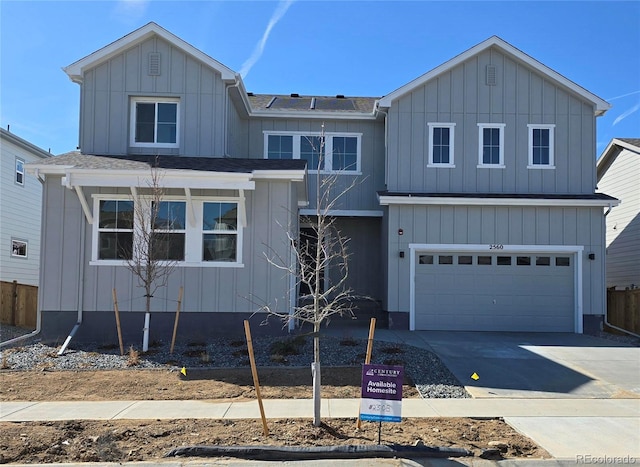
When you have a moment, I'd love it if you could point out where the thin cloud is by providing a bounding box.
[239,0,295,79]
[612,102,640,126]
[606,90,640,101]
[113,0,150,24]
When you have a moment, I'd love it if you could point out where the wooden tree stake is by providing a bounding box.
[356,317,376,429]
[244,320,269,436]
[169,286,184,354]
[112,288,124,356]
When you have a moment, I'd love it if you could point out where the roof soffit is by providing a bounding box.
[64,22,238,84]
[378,36,611,115]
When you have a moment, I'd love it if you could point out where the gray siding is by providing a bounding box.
[386,47,597,195]
[39,176,298,317]
[244,118,385,211]
[80,36,227,157]
[384,204,606,318]
[598,149,640,289]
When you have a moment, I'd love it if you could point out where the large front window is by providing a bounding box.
[265,132,361,173]
[202,202,238,262]
[131,98,179,147]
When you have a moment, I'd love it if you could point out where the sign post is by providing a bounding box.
[360,363,403,444]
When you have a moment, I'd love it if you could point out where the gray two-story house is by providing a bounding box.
[29,23,616,344]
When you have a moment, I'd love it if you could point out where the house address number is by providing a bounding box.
[489,244,504,250]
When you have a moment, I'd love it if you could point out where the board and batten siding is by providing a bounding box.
[0,133,48,286]
[39,176,298,316]
[383,204,606,318]
[80,36,227,157]
[598,149,640,289]
[386,47,597,195]
[244,118,385,211]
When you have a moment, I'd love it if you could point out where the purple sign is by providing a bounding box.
[360,364,403,422]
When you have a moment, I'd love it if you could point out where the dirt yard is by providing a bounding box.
[0,367,549,464]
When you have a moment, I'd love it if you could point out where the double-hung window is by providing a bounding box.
[130,97,179,148]
[427,123,455,167]
[202,202,238,262]
[15,158,25,185]
[477,123,505,168]
[528,124,555,168]
[151,201,186,261]
[264,132,361,173]
[97,200,134,260]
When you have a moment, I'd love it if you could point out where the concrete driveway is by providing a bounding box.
[379,330,640,399]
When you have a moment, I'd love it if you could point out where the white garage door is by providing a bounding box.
[414,251,575,332]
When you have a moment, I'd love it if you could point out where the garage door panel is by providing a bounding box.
[414,251,575,332]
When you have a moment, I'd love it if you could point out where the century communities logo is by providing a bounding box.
[576,455,637,464]
[364,368,402,378]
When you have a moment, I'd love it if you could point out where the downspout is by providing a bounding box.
[602,203,640,338]
[57,193,87,354]
[1,174,47,348]
[375,103,389,187]
[224,75,242,157]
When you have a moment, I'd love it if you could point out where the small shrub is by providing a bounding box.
[270,354,288,364]
[269,337,306,356]
[127,346,140,367]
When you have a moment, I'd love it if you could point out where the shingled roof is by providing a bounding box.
[248,94,378,114]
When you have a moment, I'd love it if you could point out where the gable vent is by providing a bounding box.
[148,52,161,76]
[486,65,497,86]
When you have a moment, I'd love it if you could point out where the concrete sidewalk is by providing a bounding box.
[2,397,639,460]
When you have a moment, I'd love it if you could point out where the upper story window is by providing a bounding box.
[427,123,455,167]
[130,97,179,148]
[11,239,28,258]
[477,123,505,168]
[528,124,555,169]
[264,132,361,173]
[93,196,241,266]
[15,158,25,185]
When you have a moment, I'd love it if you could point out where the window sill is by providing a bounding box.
[477,164,506,169]
[90,260,244,268]
[427,164,456,168]
[129,142,179,149]
[308,170,362,176]
[527,165,556,170]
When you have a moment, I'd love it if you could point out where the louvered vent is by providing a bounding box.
[486,65,497,86]
[148,52,161,76]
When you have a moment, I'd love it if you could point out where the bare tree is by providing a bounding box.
[124,164,180,351]
[260,124,365,426]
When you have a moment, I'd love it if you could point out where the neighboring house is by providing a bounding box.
[597,138,640,290]
[28,23,616,343]
[0,128,51,287]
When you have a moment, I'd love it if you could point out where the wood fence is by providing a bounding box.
[0,281,38,328]
[606,288,640,335]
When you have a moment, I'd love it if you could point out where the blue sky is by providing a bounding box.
[1,0,638,157]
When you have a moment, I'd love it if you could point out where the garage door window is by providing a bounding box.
[497,256,511,265]
[458,255,473,265]
[556,257,571,266]
[478,256,492,265]
[517,256,531,266]
[419,255,433,264]
[536,256,551,266]
[438,255,453,265]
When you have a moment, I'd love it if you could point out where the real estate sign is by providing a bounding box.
[360,363,403,422]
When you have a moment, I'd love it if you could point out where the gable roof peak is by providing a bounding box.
[64,22,238,84]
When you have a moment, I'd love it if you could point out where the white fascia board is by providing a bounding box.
[63,169,255,190]
[408,243,584,254]
[249,110,377,120]
[251,170,307,181]
[64,22,237,83]
[378,36,610,116]
[26,163,74,175]
[378,195,620,208]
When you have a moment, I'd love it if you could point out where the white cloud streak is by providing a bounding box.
[113,0,150,24]
[239,0,295,79]
[606,90,640,101]
[612,102,640,126]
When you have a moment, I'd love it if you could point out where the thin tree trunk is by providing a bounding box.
[312,322,321,426]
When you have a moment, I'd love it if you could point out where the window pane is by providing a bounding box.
[482,128,500,164]
[12,240,27,257]
[332,136,357,171]
[99,232,133,260]
[157,103,177,123]
[439,255,453,265]
[99,200,133,229]
[532,128,550,165]
[135,103,155,143]
[153,201,185,230]
[151,233,185,261]
[203,202,237,231]
[432,127,450,164]
[517,256,531,266]
[203,234,237,261]
[156,123,176,143]
[556,257,571,267]
[300,136,324,170]
[497,256,511,265]
[478,255,492,265]
[536,256,551,266]
[458,255,472,265]
[419,254,433,264]
[267,135,293,159]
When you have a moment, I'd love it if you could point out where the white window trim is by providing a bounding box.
[477,123,506,168]
[129,97,180,148]
[427,123,456,167]
[90,194,243,267]
[263,131,362,174]
[527,124,556,169]
[15,158,25,186]
[11,239,28,258]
